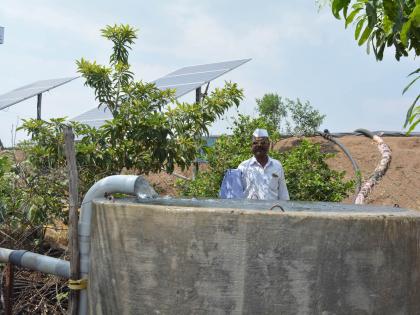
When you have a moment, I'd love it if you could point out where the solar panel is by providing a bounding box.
[71,106,113,129]
[153,59,250,98]
[71,58,251,127]
[0,77,78,111]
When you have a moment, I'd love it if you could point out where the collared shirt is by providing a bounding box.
[238,156,289,200]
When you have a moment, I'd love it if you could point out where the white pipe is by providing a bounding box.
[0,247,70,278]
[78,175,139,315]
[0,247,12,262]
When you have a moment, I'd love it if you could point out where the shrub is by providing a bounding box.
[281,139,354,201]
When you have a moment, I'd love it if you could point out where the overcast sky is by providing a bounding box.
[0,0,418,146]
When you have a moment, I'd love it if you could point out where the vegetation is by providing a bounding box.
[76,24,243,175]
[255,94,287,131]
[1,24,350,243]
[256,94,326,136]
[281,139,354,201]
[328,0,420,133]
[0,24,243,242]
[178,113,354,201]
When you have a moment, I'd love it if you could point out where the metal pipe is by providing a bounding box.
[78,175,141,315]
[37,93,42,120]
[0,247,70,278]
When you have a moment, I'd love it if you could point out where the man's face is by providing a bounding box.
[252,137,270,158]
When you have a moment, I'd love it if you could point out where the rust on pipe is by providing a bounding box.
[4,262,14,315]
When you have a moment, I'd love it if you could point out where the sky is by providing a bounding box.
[0,0,418,146]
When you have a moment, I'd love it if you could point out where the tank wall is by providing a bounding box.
[89,201,420,315]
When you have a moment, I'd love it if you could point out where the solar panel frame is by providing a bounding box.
[164,59,250,77]
[0,77,78,111]
[71,106,113,127]
[71,58,251,127]
[152,58,250,99]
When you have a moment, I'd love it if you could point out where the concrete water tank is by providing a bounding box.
[88,198,420,314]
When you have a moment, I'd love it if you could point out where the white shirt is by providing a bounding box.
[238,156,289,200]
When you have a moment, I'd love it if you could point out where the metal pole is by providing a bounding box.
[195,87,202,104]
[0,26,4,45]
[0,248,70,278]
[4,262,14,315]
[193,87,202,180]
[37,93,42,120]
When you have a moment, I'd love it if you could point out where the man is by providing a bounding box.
[238,128,289,200]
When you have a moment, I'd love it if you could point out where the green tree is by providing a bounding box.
[76,24,137,116]
[256,93,325,136]
[284,98,326,136]
[328,0,420,132]
[76,24,243,174]
[256,93,287,130]
[8,24,243,233]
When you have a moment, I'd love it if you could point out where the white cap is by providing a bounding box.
[252,128,269,138]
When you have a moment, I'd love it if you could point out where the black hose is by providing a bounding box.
[270,204,285,212]
[317,131,362,199]
[354,128,375,139]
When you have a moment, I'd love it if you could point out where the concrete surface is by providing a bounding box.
[88,199,420,314]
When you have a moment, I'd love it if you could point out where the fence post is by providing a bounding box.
[64,126,80,315]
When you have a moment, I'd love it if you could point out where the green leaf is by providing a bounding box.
[404,94,420,127]
[383,0,399,22]
[401,20,412,47]
[343,5,349,19]
[406,117,420,134]
[358,26,373,45]
[345,8,362,28]
[382,14,394,35]
[366,35,372,54]
[377,42,386,60]
[366,3,377,28]
[332,0,351,19]
[355,18,365,40]
[408,68,420,76]
[403,75,420,94]
[411,4,420,27]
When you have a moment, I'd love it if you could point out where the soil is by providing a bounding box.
[145,135,420,211]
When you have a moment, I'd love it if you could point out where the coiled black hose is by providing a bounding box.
[354,128,375,139]
[317,131,362,201]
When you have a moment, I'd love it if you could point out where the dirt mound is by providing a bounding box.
[146,135,420,210]
[322,135,419,210]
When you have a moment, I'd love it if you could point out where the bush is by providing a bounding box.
[0,151,68,229]
[281,139,354,201]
